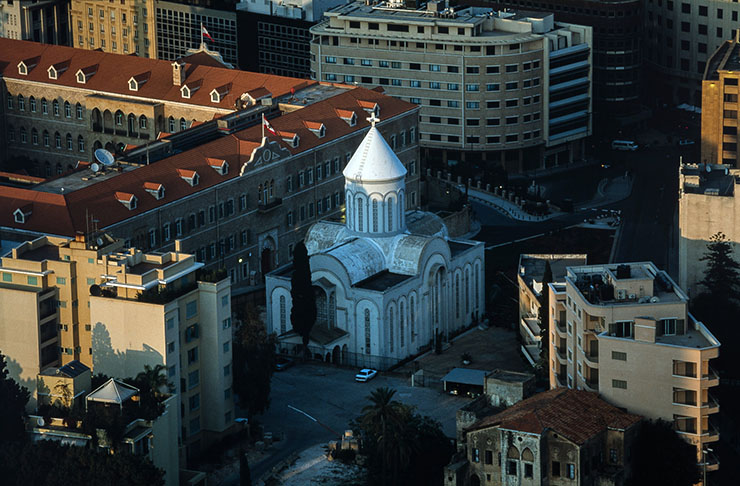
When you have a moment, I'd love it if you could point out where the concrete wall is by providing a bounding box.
[151,394,180,486]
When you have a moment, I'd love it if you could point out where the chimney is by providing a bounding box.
[175,239,182,252]
[172,61,185,86]
[75,231,86,243]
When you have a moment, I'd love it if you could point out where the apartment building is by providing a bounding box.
[310,2,592,174]
[0,37,314,172]
[548,262,720,472]
[0,233,234,458]
[0,0,69,44]
[446,388,641,486]
[69,0,155,57]
[0,86,420,286]
[156,0,238,67]
[644,0,740,106]
[236,0,346,77]
[701,37,740,167]
[678,162,740,295]
[474,0,645,130]
[517,253,586,365]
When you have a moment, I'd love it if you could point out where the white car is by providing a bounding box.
[678,138,695,146]
[355,369,378,382]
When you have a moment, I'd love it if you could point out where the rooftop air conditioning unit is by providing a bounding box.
[628,293,636,300]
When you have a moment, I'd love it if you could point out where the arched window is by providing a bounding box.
[180,117,187,131]
[257,184,263,202]
[139,115,147,129]
[389,307,394,352]
[52,99,59,116]
[19,126,27,143]
[127,113,136,133]
[400,301,405,348]
[410,296,415,343]
[55,132,61,148]
[31,128,38,145]
[328,293,336,328]
[29,96,36,112]
[6,125,14,142]
[66,133,73,150]
[372,200,378,232]
[41,98,47,114]
[475,263,480,312]
[64,101,71,118]
[115,110,123,125]
[455,273,460,319]
[387,198,393,231]
[56,163,62,175]
[78,135,85,152]
[269,179,274,198]
[262,181,269,202]
[76,103,83,119]
[17,94,25,111]
[168,116,175,132]
[43,130,49,147]
[465,267,470,315]
[279,295,286,334]
[364,309,371,355]
[356,197,363,231]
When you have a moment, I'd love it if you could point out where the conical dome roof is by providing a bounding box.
[343,125,407,182]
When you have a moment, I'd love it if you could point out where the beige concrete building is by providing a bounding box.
[69,0,156,57]
[548,262,720,473]
[678,162,740,295]
[0,234,234,457]
[0,0,69,44]
[446,388,641,486]
[310,2,592,173]
[517,253,586,365]
[701,37,740,167]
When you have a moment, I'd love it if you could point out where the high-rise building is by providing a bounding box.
[155,0,238,67]
[0,0,69,45]
[310,2,592,174]
[548,261,720,474]
[0,234,234,458]
[69,0,155,57]
[700,37,740,167]
[236,0,347,77]
[644,0,740,106]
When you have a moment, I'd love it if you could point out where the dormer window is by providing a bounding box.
[210,84,231,103]
[281,133,300,148]
[129,79,138,91]
[358,100,380,117]
[143,182,165,200]
[336,109,357,127]
[128,72,150,92]
[115,192,138,210]
[77,71,85,83]
[180,80,202,100]
[76,65,97,84]
[207,158,229,176]
[18,63,27,75]
[177,169,199,187]
[181,85,191,99]
[47,61,69,80]
[13,205,32,224]
[48,67,58,79]
[304,121,326,138]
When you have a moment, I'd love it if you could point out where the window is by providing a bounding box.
[525,463,533,478]
[507,460,517,475]
[223,317,232,329]
[662,318,677,335]
[552,461,561,477]
[186,300,198,319]
[612,379,627,389]
[485,450,493,465]
[612,351,627,361]
[486,83,500,92]
[609,321,633,338]
[472,448,480,463]
[64,101,71,118]
[361,59,372,66]
[506,81,518,90]
[465,84,479,92]
[188,370,200,390]
[610,448,618,463]
[224,364,231,376]
[447,83,459,91]
[187,346,199,364]
[566,463,575,479]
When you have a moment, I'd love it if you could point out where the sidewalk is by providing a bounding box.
[467,186,563,222]
[578,174,633,210]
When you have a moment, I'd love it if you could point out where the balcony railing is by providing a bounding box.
[258,198,282,212]
[702,394,720,414]
[583,379,599,392]
[555,319,567,334]
[554,346,567,361]
[584,351,599,365]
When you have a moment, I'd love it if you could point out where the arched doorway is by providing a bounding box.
[332,345,340,365]
[325,352,331,363]
[470,474,481,486]
[260,237,276,279]
[341,344,348,365]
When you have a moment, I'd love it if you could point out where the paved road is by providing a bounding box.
[224,363,469,484]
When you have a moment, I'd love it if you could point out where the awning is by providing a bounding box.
[441,368,489,387]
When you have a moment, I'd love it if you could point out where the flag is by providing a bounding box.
[201,24,214,42]
[263,114,277,136]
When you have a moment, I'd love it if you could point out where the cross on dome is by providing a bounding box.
[366,113,379,127]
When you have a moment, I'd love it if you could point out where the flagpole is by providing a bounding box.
[261,114,265,140]
[200,22,204,46]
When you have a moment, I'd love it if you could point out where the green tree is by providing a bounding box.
[699,232,740,304]
[54,382,73,409]
[290,241,316,358]
[358,387,404,484]
[0,350,30,442]
[233,304,277,420]
[629,419,701,486]
[131,365,168,420]
[0,440,165,486]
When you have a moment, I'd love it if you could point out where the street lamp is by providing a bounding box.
[703,447,713,486]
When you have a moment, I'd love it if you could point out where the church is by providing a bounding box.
[265,116,485,370]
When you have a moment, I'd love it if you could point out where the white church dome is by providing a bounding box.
[343,125,407,183]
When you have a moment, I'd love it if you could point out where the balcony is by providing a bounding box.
[701,367,720,388]
[554,346,567,364]
[583,378,599,392]
[701,452,720,472]
[583,351,599,367]
[702,423,720,443]
[555,372,567,388]
[258,198,282,212]
[702,394,720,415]
[555,319,567,336]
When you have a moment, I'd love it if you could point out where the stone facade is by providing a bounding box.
[69,0,156,57]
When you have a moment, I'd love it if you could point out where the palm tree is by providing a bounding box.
[359,387,406,484]
[135,364,169,398]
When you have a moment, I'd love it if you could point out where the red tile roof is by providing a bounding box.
[467,389,641,445]
[0,87,417,236]
[142,182,163,191]
[0,38,316,110]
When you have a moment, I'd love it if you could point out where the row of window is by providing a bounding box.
[423,131,541,144]
[325,73,541,92]
[427,113,541,126]
[287,192,344,226]
[329,58,541,74]
[328,34,525,56]
[409,95,542,109]
[7,94,83,119]
[6,126,86,152]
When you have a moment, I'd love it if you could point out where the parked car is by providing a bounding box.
[275,357,295,371]
[678,138,695,146]
[355,368,378,382]
[611,140,639,151]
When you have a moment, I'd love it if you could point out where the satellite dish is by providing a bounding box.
[90,284,102,297]
[91,162,101,173]
[96,237,104,247]
[37,417,45,426]
[94,148,115,167]
[706,165,712,172]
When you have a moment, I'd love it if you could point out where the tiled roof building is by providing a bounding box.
[0,37,315,173]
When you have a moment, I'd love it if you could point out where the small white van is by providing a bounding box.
[611,140,639,151]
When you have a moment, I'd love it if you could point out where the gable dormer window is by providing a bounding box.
[76,65,97,84]
[13,205,32,223]
[129,79,138,91]
[18,63,27,75]
[181,86,191,99]
[207,158,228,176]
[281,133,300,148]
[336,109,357,127]
[304,121,326,139]
[115,192,138,210]
[143,182,165,200]
[358,100,380,117]
[48,67,58,79]
[210,84,231,104]
[47,62,69,80]
[77,71,85,83]
[210,90,220,103]
[128,72,150,92]
[177,169,199,187]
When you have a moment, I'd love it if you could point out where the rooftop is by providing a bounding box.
[681,163,739,197]
[704,39,740,81]
[354,269,412,291]
[518,253,588,293]
[467,388,641,444]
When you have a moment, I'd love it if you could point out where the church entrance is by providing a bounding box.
[332,345,341,364]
